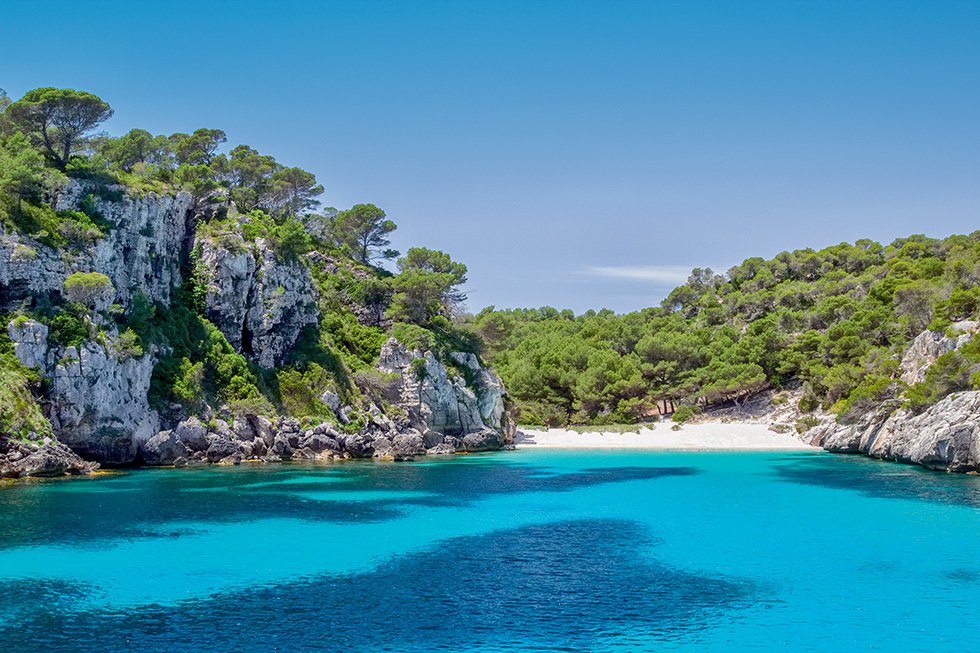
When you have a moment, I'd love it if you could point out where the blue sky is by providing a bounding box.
[2,0,978,314]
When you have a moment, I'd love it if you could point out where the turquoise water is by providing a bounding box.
[3,449,980,651]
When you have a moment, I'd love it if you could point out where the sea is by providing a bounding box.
[2,448,980,652]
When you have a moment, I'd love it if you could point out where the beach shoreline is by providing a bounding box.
[514,421,815,450]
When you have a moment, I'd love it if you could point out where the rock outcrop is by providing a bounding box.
[8,318,159,465]
[0,181,514,474]
[47,338,157,464]
[378,339,513,451]
[199,237,319,368]
[899,320,979,385]
[0,437,99,478]
[808,392,980,472]
[804,321,980,472]
[0,181,192,310]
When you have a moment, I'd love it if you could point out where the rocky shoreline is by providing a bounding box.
[1,338,515,479]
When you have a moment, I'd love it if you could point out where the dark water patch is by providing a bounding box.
[0,578,97,622]
[943,568,980,585]
[0,468,404,549]
[0,519,756,652]
[773,454,980,508]
[0,461,698,550]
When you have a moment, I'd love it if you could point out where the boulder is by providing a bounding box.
[271,434,293,460]
[176,417,208,451]
[320,391,341,412]
[252,415,276,445]
[338,433,374,458]
[142,430,188,466]
[426,442,456,455]
[301,434,339,454]
[3,440,98,477]
[392,433,426,459]
[371,436,394,459]
[206,436,240,463]
[460,429,505,452]
[232,415,256,440]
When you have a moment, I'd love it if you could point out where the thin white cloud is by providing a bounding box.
[584,265,695,284]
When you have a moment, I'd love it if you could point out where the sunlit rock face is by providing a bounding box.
[198,237,318,369]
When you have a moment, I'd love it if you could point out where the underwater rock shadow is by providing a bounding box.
[772,454,980,509]
[0,462,700,549]
[0,518,757,653]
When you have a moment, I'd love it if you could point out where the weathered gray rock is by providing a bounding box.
[0,181,192,310]
[46,339,159,464]
[805,324,980,472]
[232,415,256,440]
[206,436,240,463]
[141,430,187,466]
[7,318,48,369]
[900,321,980,385]
[377,339,512,452]
[300,434,339,454]
[460,429,505,452]
[253,415,276,446]
[0,438,98,478]
[426,442,456,455]
[392,432,425,459]
[371,436,394,459]
[175,417,208,451]
[809,391,980,472]
[271,433,293,459]
[211,419,235,441]
[199,237,319,368]
[320,391,340,412]
[337,433,374,458]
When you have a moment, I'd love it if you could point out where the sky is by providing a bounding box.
[1,0,978,314]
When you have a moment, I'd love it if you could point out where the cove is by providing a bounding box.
[2,449,980,652]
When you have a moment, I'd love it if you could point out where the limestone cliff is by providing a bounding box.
[803,322,980,472]
[8,318,159,464]
[0,180,513,474]
[378,339,513,451]
[198,236,318,368]
[0,181,191,310]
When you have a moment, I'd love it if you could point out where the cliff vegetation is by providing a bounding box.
[0,86,510,474]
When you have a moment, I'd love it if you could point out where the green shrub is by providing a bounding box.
[410,357,427,381]
[671,404,699,423]
[391,322,435,351]
[48,309,88,348]
[63,271,113,307]
[114,328,144,359]
[795,415,820,434]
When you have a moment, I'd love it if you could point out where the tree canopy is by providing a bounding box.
[389,248,468,325]
[333,203,397,264]
[6,88,113,170]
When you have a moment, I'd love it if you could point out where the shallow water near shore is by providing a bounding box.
[2,449,980,651]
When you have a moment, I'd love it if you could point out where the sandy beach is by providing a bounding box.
[514,421,815,450]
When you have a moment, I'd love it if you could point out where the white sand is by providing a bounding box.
[514,421,815,450]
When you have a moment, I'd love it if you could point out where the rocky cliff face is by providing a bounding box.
[130,338,514,468]
[198,237,318,368]
[804,321,980,472]
[0,181,192,310]
[808,392,980,472]
[8,318,159,464]
[378,339,513,452]
[0,182,513,474]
